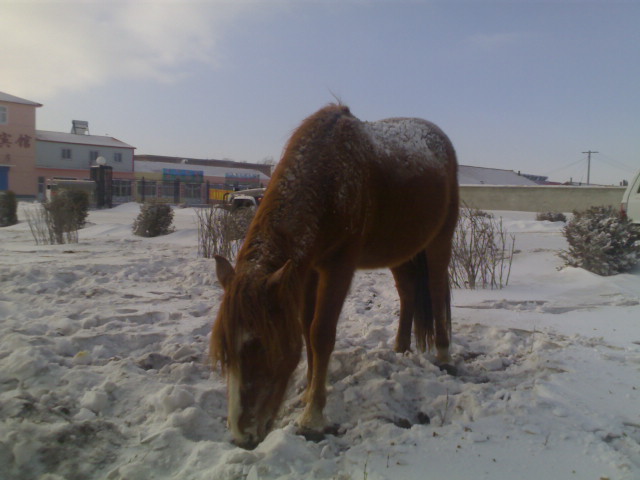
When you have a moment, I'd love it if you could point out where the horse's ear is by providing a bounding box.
[266,260,295,300]
[214,255,235,290]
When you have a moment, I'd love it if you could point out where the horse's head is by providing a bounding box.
[211,255,303,449]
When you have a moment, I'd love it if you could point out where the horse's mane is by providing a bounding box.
[210,262,304,375]
[232,103,356,266]
[211,103,356,374]
[283,103,353,153]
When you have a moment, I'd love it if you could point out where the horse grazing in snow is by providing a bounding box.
[211,104,459,449]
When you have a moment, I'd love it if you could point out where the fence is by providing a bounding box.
[112,180,626,212]
[112,179,236,206]
[459,184,626,212]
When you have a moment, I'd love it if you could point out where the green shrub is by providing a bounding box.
[41,189,90,244]
[133,202,175,237]
[559,206,640,276]
[0,190,18,227]
[24,189,89,244]
[59,189,89,228]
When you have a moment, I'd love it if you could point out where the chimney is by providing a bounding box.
[71,120,89,135]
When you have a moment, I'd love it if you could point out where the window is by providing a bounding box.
[112,179,132,198]
[184,183,202,200]
[114,152,123,163]
[89,151,99,162]
[62,148,72,159]
[0,106,7,125]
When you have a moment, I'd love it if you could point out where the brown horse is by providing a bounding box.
[211,104,459,449]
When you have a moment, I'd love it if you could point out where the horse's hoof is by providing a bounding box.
[323,423,341,436]
[231,437,259,450]
[393,417,411,429]
[296,424,340,442]
[417,411,431,425]
[438,363,458,376]
[297,426,325,442]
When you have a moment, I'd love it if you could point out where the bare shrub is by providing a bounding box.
[195,206,254,259]
[25,205,51,245]
[450,205,516,289]
[25,190,89,245]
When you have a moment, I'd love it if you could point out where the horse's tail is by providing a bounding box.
[413,250,434,352]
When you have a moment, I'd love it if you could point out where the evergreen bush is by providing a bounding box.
[132,202,175,237]
[536,211,567,223]
[59,189,89,228]
[0,190,18,227]
[42,189,90,244]
[559,206,640,276]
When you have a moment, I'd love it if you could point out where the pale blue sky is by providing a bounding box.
[2,0,639,184]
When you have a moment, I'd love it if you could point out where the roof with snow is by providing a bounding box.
[459,165,538,186]
[134,160,270,181]
[0,91,43,107]
[135,154,273,178]
[36,130,135,149]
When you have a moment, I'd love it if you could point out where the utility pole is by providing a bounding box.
[582,150,598,185]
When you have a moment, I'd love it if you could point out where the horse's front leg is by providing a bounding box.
[297,261,355,438]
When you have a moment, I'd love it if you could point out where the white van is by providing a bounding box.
[621,169,640,224]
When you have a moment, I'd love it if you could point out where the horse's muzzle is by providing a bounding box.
[231,417,274,450]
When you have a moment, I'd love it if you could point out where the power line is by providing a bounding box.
[542,151,636,184]
[543,157,585,176]
[597,152,637,173]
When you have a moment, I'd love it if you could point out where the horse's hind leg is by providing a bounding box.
[426,240,454,367]
[391,261,417,353]
[301,270,319,400]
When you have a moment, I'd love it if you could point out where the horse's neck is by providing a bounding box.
[240,200,318,273]
[240,131,352,271]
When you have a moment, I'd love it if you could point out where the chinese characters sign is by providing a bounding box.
[162,168,204,183]
[0,132,32,148]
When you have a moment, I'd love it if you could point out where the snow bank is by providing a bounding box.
[0,206,638,479]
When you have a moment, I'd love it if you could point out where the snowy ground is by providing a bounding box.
[0,203,638,480]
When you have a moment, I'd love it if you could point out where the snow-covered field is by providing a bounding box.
[1,203,638,480]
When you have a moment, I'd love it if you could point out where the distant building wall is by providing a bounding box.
[459,185,626,212]
[0,100,39,197]
[135,154,273,178]
[37,167,134,181]
[36,140,134,173]
[35,132,135,201]
[134,159,269,191]
[133,171,227,186]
